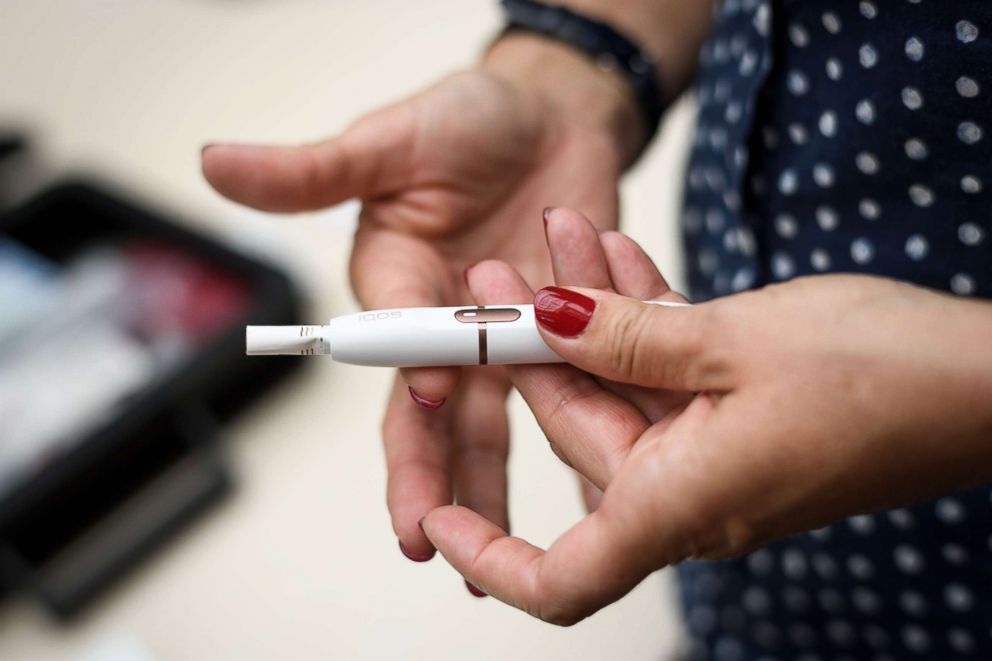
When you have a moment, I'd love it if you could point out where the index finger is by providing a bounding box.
[421,500,653,626]
[383,375,453,558]
[350,219,461,401]
[599,230,682,302]
[467,260,648,489]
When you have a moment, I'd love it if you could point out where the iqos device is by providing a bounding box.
[245,301,689,367]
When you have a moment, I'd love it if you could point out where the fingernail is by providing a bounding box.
[409,386,445,410]
[534,286,595,337]
[417,516,426,532]
[542,207,555,223]
[399,540,434,563]
[201,143,217,156]
[463,262,477,284]
[465,581,487,598]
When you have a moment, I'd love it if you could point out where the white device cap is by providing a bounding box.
[245,326,328,355]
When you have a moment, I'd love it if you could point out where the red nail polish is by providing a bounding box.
[534,287,595,337]
[399,540,434,563]
[465,581,487,598]
[409,386,445,410]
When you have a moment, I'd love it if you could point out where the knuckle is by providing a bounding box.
[625,309,658,384]
[544,378,599,433]
[674,304,731,388]
[538,605,582,627]
[658,440,761,562]
[531,559,588,627]
[299,145,329,204]
[686,305,718,358]
[689,516,760,562]
[457,440,508,468]
[605,305,645,381]
[718,516,761,558]
[676,494,760,562]
[536,601,583,627]
[698,297,736,346]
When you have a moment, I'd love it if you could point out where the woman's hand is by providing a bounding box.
[421,208,992,625]
[201,38,642,566]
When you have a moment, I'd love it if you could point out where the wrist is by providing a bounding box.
[953,299,992,439]
[482,32,645,167]
[883,289,992,492]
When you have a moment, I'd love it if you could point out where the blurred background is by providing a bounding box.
[0,1,697,659]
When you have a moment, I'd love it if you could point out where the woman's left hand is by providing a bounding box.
[421,207,992,625]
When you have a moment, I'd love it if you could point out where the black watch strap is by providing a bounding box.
[499,0,667,149]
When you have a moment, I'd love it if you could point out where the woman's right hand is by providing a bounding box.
[423,207,992,625]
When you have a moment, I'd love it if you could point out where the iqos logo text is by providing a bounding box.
[358,311,403,322]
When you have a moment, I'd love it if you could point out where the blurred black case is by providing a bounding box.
[0,181,302,619]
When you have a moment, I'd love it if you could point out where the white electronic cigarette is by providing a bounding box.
[246,301,689,367]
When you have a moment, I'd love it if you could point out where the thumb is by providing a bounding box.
[201,107,413,212]
[533,287,730,391]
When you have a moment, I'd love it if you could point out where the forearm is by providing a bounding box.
[482,0,715,165]
[938,297,992,478]
[852,285,992,500]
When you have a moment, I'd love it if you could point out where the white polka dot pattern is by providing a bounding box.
[855,99,876,124]
[858,198,881,220]
[859,43,879,68]
[958,121,984,144]
[957,20,979,43]
[825,57,843,80]
[901,86,923,110]
[905,36,924,61]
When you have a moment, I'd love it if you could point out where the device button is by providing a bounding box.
[454,307,522,323]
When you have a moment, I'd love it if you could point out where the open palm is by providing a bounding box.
[202,69,624,563]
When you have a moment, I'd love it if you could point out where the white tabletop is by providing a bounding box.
[0,1,695,659]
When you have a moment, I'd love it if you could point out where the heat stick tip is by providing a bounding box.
[245,325,327,355]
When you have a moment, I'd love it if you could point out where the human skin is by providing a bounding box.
[420,207,992,625]
[201,0,714,576]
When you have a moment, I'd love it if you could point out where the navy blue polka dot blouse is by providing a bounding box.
[679,1,991,659]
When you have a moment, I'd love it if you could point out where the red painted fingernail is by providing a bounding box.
[399,540,434,563]
[534,286,595,337]
[465,581,487,598]
[409,386,445,410]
